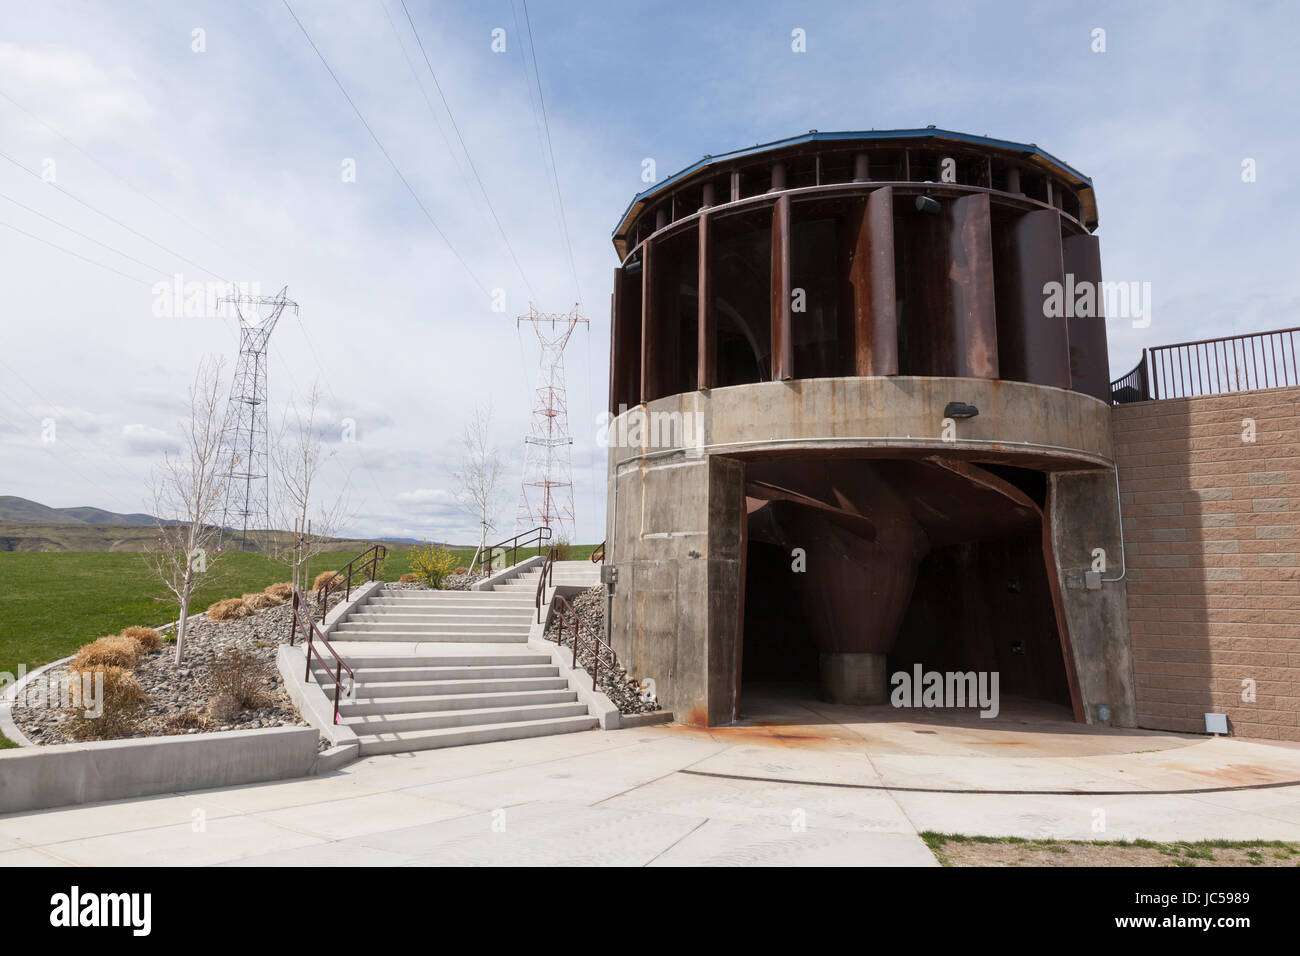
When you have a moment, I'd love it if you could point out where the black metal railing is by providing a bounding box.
[535,546,556,624]
[289,589,354,726]
[481,526,551,574]
[1112,326,1300,405]
[551,593,619,692]
[314,544,387,622]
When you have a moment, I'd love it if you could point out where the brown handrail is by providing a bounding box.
[482,526,551,574]
[315,543,388,622]
[289,588,355,725]
[551,593,619,692]
[535,546,556,624]
[591,540,605,563]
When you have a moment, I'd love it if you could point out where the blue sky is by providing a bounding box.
[0,0,1296,543]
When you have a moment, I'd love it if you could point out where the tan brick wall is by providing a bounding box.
[1112,386,1300,741]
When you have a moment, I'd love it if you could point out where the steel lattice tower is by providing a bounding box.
[515,305,587,541]
[217,286,297,551]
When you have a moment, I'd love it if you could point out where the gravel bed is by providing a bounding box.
[543,585,659,715]
[389,570,488,591]
[10,593,347,745]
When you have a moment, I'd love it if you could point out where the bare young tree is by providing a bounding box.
[452,403,506,569]
[144,357,235,665]
[271,383,351,592]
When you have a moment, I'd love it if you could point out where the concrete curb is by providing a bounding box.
[0,655,73,748]
[0,726,319,814]
[616,710,674,728]
[472,554,543,592]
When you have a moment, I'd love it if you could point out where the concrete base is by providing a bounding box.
[819,652,888,704]
[0,726,319,814]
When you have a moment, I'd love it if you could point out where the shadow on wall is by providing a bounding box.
[1113,389,1300,742]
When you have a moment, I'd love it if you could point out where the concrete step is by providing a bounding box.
[371,590,533,601]
[356,714,598,755]
[329,628,530,643]
[320,652,550,668]
[345,700,590,735]
[328,675,570,699]
[320,662,557,683]
[350,612,531,625]
[335,620,530,634]
[366,598,533,606]
[339,688,577,716]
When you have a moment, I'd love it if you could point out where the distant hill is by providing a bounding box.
[0,496,155,527]
[0,496,454,552]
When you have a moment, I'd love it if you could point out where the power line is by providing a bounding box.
[379,1,487,234]
[520,0,583,310]
[280,0,489,297]
[0,216,154,286]
[0,188,179,280]
[0,148,230,283]
[0,86,239,260]
[398,0,536,300]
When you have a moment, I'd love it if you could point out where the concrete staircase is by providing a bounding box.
[315,564,601,755]
[497,559,603,595]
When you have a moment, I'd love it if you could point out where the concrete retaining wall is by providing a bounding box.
[0,726,319,814]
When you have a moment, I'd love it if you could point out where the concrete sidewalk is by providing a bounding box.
[2,702,1300,866]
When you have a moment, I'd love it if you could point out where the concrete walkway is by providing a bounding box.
[3,696,1300,866]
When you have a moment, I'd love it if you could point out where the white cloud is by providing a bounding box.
[120,423,179,456]
[0,41,153,138]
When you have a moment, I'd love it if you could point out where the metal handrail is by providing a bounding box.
[535,546,556,624]
[289,588,355,725]
[1109,351,1149,405]
[1111,326,1300,404]
[591,541,605,563]
[551,593,619,692]
[315,543,387,622]
[482,526,551,574]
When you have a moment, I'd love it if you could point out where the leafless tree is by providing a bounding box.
[452,403,506,569]
[271,383,351,592]
[143,357,235,665]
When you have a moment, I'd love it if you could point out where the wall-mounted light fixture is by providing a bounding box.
[943,401,979,419]
[914,193,942,215]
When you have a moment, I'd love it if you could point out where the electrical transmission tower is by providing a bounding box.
[217,286,297,552]
[515,305,587,541]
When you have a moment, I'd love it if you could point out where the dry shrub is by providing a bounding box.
[398,573,419,584]
[120,626,163,651]
[71,635,144,670]
[207,693,241,723]
[211,648,269,709]
[241,591,275,610]
[63,665,146,740]
[313,570,343,591]
[164,711,207,733]
[264,582,294,601]
[206,597,251,621]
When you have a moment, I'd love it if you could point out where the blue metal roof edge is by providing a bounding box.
[612,128,1093,240]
